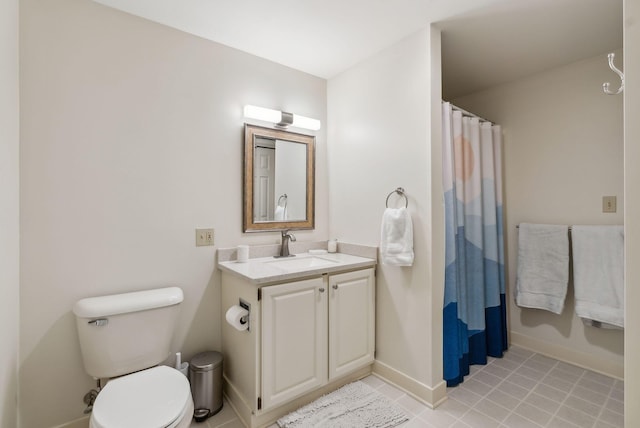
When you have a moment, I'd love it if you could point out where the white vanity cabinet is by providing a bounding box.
[220,264,375,428]
[261,276,328,410]
[328,269,375,380]
[261,269,375,410]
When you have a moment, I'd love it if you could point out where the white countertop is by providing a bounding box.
[218,252,376,284]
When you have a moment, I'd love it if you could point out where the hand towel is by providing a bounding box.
[274,205,287,221]
[380,207,414,266]
[571,225,624,328]
[516,223,570,314]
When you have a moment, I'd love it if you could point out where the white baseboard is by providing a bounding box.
[372,360,447,408]
[52,415,89,428]
[510,331,624,380]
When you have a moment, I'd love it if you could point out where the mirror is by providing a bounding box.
[243,124,315,232]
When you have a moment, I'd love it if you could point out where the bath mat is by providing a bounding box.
[276,380,409,428]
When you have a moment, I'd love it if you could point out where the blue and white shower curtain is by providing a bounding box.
[442,102,508,387]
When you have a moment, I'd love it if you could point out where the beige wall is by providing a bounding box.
[1,0,19,426]
[428,26,445,397]
[327,28,446,401]
[453,52,625,376]
[15,1,639,426]
[19,0,327,426]
[624,0,640,425]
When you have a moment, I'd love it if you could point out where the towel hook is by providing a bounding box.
[385,187,408,208]
[603,53,624,95]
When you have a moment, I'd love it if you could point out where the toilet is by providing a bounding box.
[73,287,194,428]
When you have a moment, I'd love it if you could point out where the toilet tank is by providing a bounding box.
[73,287,183,379]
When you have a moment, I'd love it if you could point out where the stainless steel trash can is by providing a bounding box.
[189,351,223,422]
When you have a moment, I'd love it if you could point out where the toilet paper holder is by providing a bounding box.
[239,299,250,331]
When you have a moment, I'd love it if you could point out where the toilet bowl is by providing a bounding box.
[90,366,194,428]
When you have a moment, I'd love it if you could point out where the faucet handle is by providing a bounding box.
[281,229,296,241]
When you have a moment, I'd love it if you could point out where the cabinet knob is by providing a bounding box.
[332,285,339,290]
[319,288,325,293]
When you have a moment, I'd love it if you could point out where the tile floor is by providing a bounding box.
[191,346,624,428]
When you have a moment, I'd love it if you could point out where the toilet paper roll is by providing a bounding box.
[225,305,249,331]
[237,245,249,263]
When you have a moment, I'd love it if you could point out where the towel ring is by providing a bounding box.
[385,187,408,208]
[277,194,288,208]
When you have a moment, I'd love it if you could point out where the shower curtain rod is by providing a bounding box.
[447,102,493,124]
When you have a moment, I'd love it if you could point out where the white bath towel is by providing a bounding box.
[571,225,624,328]
[380,207,414,266]
[516,223,570,314]
[581,319,623,330]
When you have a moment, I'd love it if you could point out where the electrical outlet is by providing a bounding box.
[603,196,617,213]
[196,228,215,246]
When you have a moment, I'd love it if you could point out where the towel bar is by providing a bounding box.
[516,224,572,231]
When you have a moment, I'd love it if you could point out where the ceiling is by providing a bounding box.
[438,0,623,99]
[93,0,623,99]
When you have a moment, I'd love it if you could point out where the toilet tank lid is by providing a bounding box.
[73,287,183,318]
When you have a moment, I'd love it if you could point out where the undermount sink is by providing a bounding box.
[266,255,339,271]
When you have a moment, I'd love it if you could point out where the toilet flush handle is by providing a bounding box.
[88,318,108,327]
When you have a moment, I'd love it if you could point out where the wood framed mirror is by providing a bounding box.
[243,124,315,232]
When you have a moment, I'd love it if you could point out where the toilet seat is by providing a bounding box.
[90,365,193,428]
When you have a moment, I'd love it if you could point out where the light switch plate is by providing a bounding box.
[603,196,617,213]
[196,228,215,246]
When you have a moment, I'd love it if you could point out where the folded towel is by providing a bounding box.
[516,223,570,314]
[571,225,624,328]
[380,207,414,266]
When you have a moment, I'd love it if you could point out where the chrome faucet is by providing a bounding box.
[276,230,296,258]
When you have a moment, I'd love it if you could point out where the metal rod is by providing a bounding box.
[516,224,572,231]
[447,102,493,124]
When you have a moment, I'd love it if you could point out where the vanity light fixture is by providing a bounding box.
[243,105,321,131]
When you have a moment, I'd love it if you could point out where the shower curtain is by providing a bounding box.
[442,102,508,387]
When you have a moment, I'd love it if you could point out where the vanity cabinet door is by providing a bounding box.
[261,277,328,410]
[328,268,375,380]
